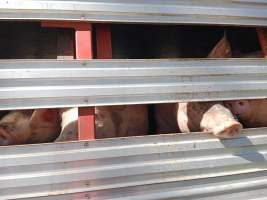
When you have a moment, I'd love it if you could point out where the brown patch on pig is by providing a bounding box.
[155,103,179,134]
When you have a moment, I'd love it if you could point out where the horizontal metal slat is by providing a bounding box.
[32,172,267,200]
[0,59,267,110]
[0,0,267,26]
[1,128,267,199]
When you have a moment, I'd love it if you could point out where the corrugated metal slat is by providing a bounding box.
[0,0,267,26]
[0,59,267,110]
[0,128,267,199]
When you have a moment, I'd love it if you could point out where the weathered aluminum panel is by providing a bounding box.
[0,0,267,26]
[1,59,267,110]
[1,128,267,199]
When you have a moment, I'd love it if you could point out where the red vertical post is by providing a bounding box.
[257,28,267,57]
[75,23,95,140]
[42,21,95,140]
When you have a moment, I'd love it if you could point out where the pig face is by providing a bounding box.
[0,111,33,145]
[224,99,267,128]
[224,100,251,118]
[0,109,60,146]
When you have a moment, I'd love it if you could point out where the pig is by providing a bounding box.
[95,105,149,138]
[177,32,243,138]
[55,25,149,141]
[55,105,149,141]
[55,108,78,141]
[155,103,179,134]
[224,49,267,128]
[0,107,79,145]
[178,102,242,138]
[0,109,61,145]
[224,99,267,128]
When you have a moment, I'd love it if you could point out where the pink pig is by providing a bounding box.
[224,100,267,128]
[0,109,61,145]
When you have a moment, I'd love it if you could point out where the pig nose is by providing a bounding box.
[215,122,243,139]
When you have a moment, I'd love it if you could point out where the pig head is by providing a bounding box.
[177,33,242,138]
[224,99,267,128]
[0,109,61,145]
[224,51,267,128]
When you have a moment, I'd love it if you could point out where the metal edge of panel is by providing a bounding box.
[0,59,267,110]
[0,128,267,199]
[0,0,267,26]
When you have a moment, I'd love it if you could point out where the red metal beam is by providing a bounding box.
[257,28,267,57]
[42,21,95,140]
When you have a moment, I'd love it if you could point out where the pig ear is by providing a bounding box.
[29,109,59,126]
[208,31,232,58]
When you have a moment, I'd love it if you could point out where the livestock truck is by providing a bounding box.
[0,0,267,199]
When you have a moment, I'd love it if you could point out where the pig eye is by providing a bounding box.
[238,102,244,106]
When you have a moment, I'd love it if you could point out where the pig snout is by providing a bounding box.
[201,103,242,139]
[211,119,242,139]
